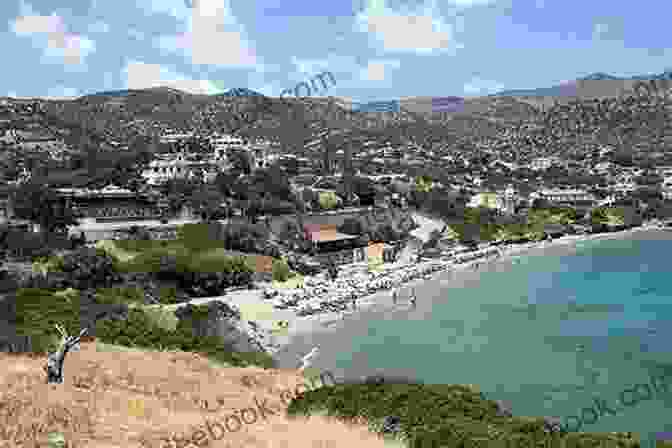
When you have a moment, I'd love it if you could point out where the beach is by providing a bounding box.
[166,223,668,363]
[264,223,672,446]
[141,222,672,441]
[266,223,668,364]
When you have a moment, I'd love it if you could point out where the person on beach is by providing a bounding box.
[392,287,399,304]
[409,288,417,309]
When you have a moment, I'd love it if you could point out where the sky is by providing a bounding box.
[2,0,671,102]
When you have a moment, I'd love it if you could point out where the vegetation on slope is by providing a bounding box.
[285,377,641,447]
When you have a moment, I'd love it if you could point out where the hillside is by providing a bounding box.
[0,342,393,448]
[2,70,672,169]
[0,341,642,447]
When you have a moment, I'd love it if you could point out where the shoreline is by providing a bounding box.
[263,223,666,356]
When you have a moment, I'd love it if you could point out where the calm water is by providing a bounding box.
[278,235,672,445]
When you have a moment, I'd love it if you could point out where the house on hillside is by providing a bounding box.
[302,223,366,265]
[467,185,517,214]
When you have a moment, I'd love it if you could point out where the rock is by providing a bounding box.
[381,415,402,434]
[542,416,566,434]
[494,399,513,417]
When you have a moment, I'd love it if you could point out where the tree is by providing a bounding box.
[415,175,433,193]
[318,191,339,210]
[187,185,225,221]
[11,184,77,234]
[531,197,553,210]
[338,217,363,235]
[272,258,291,282]
[229,150,253,175]
[45,324,88,384]
[214,172,240,197]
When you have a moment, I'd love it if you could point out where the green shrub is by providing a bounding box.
[318,191,339,210]
[13,287,83,353]
[96,287,145,305]
[272,258,291,282]
[285,380,638,448]
[94,306,276,368]
[158,286,179,304]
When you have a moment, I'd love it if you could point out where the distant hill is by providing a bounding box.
[82,89,136,98]
[220,88,266,97]
[496,70,672,97]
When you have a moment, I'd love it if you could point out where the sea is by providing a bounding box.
[276,233,672,446]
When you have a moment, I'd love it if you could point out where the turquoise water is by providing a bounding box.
[284,236,672,445]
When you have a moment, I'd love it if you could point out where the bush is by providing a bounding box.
[284,381,634,448]
[272,258,291,282]
[95,306,275,368]
[338,217,364,235]
[318,191,339,210]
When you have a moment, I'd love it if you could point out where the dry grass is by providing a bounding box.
[0,342,396,448]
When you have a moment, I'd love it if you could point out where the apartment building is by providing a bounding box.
[533,188,596,205]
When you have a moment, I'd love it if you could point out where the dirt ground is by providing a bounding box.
[0,342,398,448]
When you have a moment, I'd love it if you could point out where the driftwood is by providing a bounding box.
[44,324,88,384]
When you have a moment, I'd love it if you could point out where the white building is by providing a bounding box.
[532,188,596,204]
[528,157,559,171]
[610,182,636,194]
[210,134,246,162]
[663,187,672,200]
[592,162,614,175]
[141,153,210,185]
[468,185,517,214]
[160,132,194,144]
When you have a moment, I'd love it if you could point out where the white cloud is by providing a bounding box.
[360,59,400,82]
[355,0,462,54]
[463,77,504,95]
[44,34,96,65]
[142,0,191,19]
[123,60,222,94]
[153,0,260,68]
[10,2,96,65]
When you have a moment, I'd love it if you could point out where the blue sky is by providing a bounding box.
[2,0,671,102]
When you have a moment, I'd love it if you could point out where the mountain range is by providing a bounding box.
[495,70,672,97]
[76,70,672,101]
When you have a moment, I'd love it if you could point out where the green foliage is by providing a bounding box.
[10,183,78,233]
[177,223,222,251]
[95,306,276,368]
[285,381,639,448]
[158,286,180,304]
[13,287,83,353]
[590,207,611,226]
[318,191,339,210]
[95,287,146,305]
[272,258,291,282]
[414,175,433,193]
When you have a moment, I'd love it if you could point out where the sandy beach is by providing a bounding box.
[266,223,669,363]
[162,222,670,365]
